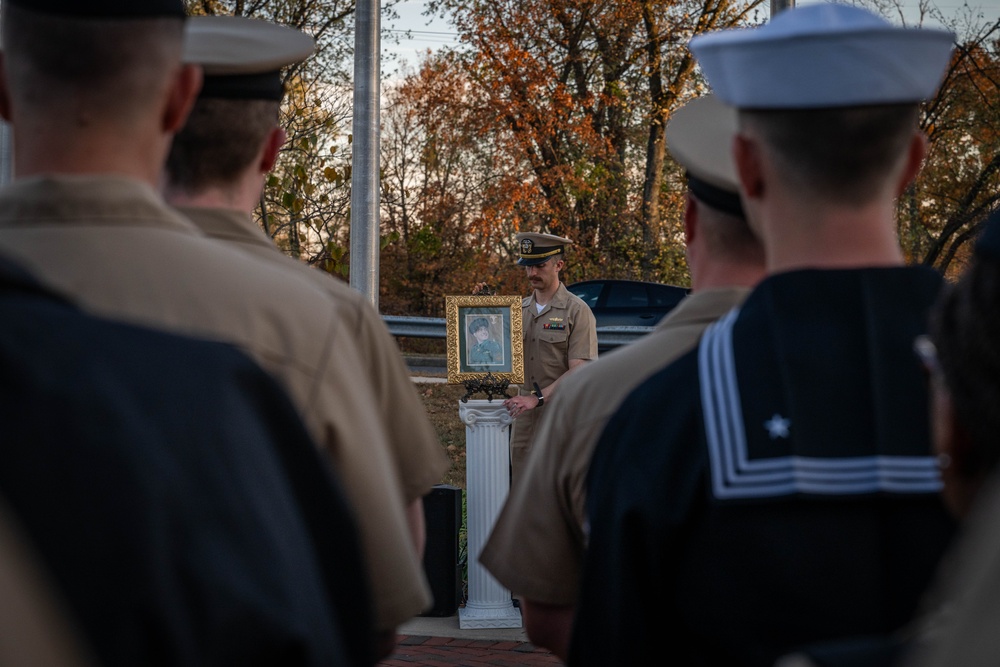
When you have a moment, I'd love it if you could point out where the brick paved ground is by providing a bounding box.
[378,635,562,666]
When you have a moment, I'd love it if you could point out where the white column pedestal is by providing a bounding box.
[458,400,522,629]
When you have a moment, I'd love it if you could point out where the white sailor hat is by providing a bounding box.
[666,95,743,218]
[183,16,315,100]
[689,3,954,109]
[516,232,573,266]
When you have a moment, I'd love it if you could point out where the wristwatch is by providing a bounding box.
[532,382,545,407]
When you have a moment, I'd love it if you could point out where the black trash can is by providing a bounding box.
[420,484,462,617]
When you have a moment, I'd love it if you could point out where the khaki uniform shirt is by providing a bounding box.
[0,503,91,666]
[175,206,447,503]
[510,283,597,477]
[0,176,428,631]
[905,474,1000,667]
[482,288,748,605]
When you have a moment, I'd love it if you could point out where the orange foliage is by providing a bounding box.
[421,0,762,282]
[903,21,1000,275]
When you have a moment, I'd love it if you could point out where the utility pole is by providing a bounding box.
[349,0,382,309]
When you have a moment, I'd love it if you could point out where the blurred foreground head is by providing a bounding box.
[926,211,1000,517]
[1,0,187,131]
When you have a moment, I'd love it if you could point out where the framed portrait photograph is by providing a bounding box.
[446,295,524,384]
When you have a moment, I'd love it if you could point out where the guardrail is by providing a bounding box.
[383,315,448,339]
[383,315,653,350]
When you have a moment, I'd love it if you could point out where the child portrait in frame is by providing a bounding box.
[467,315,504,367]
[446,295,524,384]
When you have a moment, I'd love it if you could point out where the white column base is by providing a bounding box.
[458,400,522,630]
[459,602,522,629]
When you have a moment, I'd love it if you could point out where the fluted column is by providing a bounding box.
[458,400,522,629]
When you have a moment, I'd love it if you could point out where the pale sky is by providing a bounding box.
[383,0,456,67]
[383,0,1000,67]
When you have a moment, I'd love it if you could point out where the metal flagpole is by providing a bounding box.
[349,0,382,309]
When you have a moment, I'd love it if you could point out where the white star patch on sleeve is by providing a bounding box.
[764,414,791,440]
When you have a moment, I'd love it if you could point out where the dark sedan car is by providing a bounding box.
[567,279,689,329]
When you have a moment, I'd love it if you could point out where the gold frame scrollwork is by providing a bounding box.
[445,295,524,385]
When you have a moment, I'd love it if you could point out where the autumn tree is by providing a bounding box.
[908,15,1000,275]
[178,0,1000,318]
[423,0,763,283]
[380,54,525,315]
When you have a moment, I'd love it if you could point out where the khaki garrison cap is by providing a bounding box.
[665,95,744,219]
[183,15,315,101]
[516,232,573,266]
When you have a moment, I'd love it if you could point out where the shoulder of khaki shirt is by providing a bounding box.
[0,188,429,632]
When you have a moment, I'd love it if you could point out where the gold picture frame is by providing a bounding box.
[446,295,524,385]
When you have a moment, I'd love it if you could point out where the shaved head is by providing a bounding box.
[1,4,184,128]
[166,98,280,193]
[739,104,921,207]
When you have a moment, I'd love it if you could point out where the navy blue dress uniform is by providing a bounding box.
[575,269,955,666]
[0,254,372,666]
[571,5,957,666]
